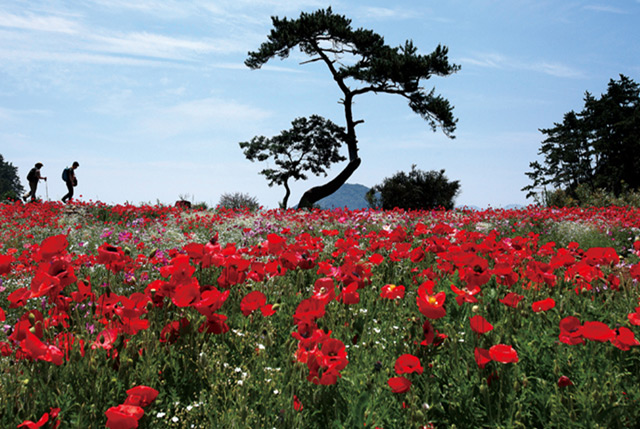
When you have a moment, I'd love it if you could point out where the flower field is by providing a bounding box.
[1,201,640,428]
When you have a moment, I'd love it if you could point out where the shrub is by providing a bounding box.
[366,165,460,210]
[543,184,640,208]
[218,192,260,211]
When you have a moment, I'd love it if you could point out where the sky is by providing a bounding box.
[2,0,639,209]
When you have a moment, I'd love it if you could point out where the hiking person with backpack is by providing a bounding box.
[23,162,47,202]
[61,161,79,203]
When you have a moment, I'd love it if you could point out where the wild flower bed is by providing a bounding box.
[1,201,640,428]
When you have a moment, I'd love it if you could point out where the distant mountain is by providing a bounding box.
[316,183,371,210]
[504,204,525,210]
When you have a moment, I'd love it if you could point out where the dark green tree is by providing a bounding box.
[239,115,347,209]
[246,7,459,208]
[0,154,24,201]
[366,165,460,210]
[523,75,640,201]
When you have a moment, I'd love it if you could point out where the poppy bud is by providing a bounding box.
[29,326,36,334]
[471,305,479,313]
[124,246,131,255]
[28,313,36,323]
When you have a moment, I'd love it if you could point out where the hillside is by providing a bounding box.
[316,183,371,210]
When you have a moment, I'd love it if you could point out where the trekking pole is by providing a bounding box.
[45,179,49,201]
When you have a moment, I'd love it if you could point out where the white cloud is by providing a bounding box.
[460,52,585,78]
[583,5,628,14]
[137,97,272,138]
[91,32,246,60]
[357,6,418,20]
[0,11,79,34]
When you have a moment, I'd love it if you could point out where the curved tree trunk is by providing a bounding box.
[281,179,291,209]
[297,157,361,208]
[296,59,363,209]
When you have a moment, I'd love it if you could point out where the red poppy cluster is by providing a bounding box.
[559,316,640,350]
[105,385,159,429]
[1,201,640,424]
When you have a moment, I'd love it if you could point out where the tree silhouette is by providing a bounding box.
[0,154,24,200]
[239,115,347,209]
[524,75,640,201]
[366,165,460,210]
[246,7,459,208]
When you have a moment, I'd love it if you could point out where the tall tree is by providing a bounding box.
[523,75,640,200]
[239,115,347,209]
[246,7,459,208]
[0,154,24,200]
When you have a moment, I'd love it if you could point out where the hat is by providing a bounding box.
[35,162,43,168]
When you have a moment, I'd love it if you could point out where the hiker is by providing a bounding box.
[23,162,47,202]
[61,161,79,203]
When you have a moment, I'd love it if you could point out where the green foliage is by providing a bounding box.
[239,115,347,209]
[366,165,460,210]
[541,184,640,208]
[217,192,260,211]
[524,75,640,201]
[246,7,459,208]
[0,154,24,200]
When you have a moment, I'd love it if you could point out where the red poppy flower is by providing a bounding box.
[195,288,230,315]
[469,315,493,334]
[91,328,119,351]
[125,386,159,407]
[611,327,639,351]
[0,306,4,322]
[260,304,276,317]
[338,282,360,305]
[421,320,435,346]
[499,292,524,308]
[581,321,615,342]
[172,278,201,307]
[559,316,584,345]
[631,263,640,282]
[318,338,348,372]
[388,376,412,393]
[410,247,425,263]
[0,254,13,275]
[240,290,267,316]
[312,277,336,305]
[293,394,303,411]
[557,375,573,387]
[105,404,144,429]
[0,341,12,356]
[97,243,127,272]
[532,297,555,312]
[293,298,326,325]
[7,287,32,308]
[17,411,49,428]
[489,344,519,363]
[160,318,190,344]
[394,354,424,375]
[417,282,446,319]
[628,308,640,326]
[368,253,384,265]
[450,284,480,306]
[380,284,405,300]
[474,347,492,369]
[38,234,68,262]
[420,319,447,346]
[198,313,229,334]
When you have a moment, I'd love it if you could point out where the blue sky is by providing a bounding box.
[2,1,639,208]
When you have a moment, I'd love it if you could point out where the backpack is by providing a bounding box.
[27,168,37,182]
[62,168,69,182]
